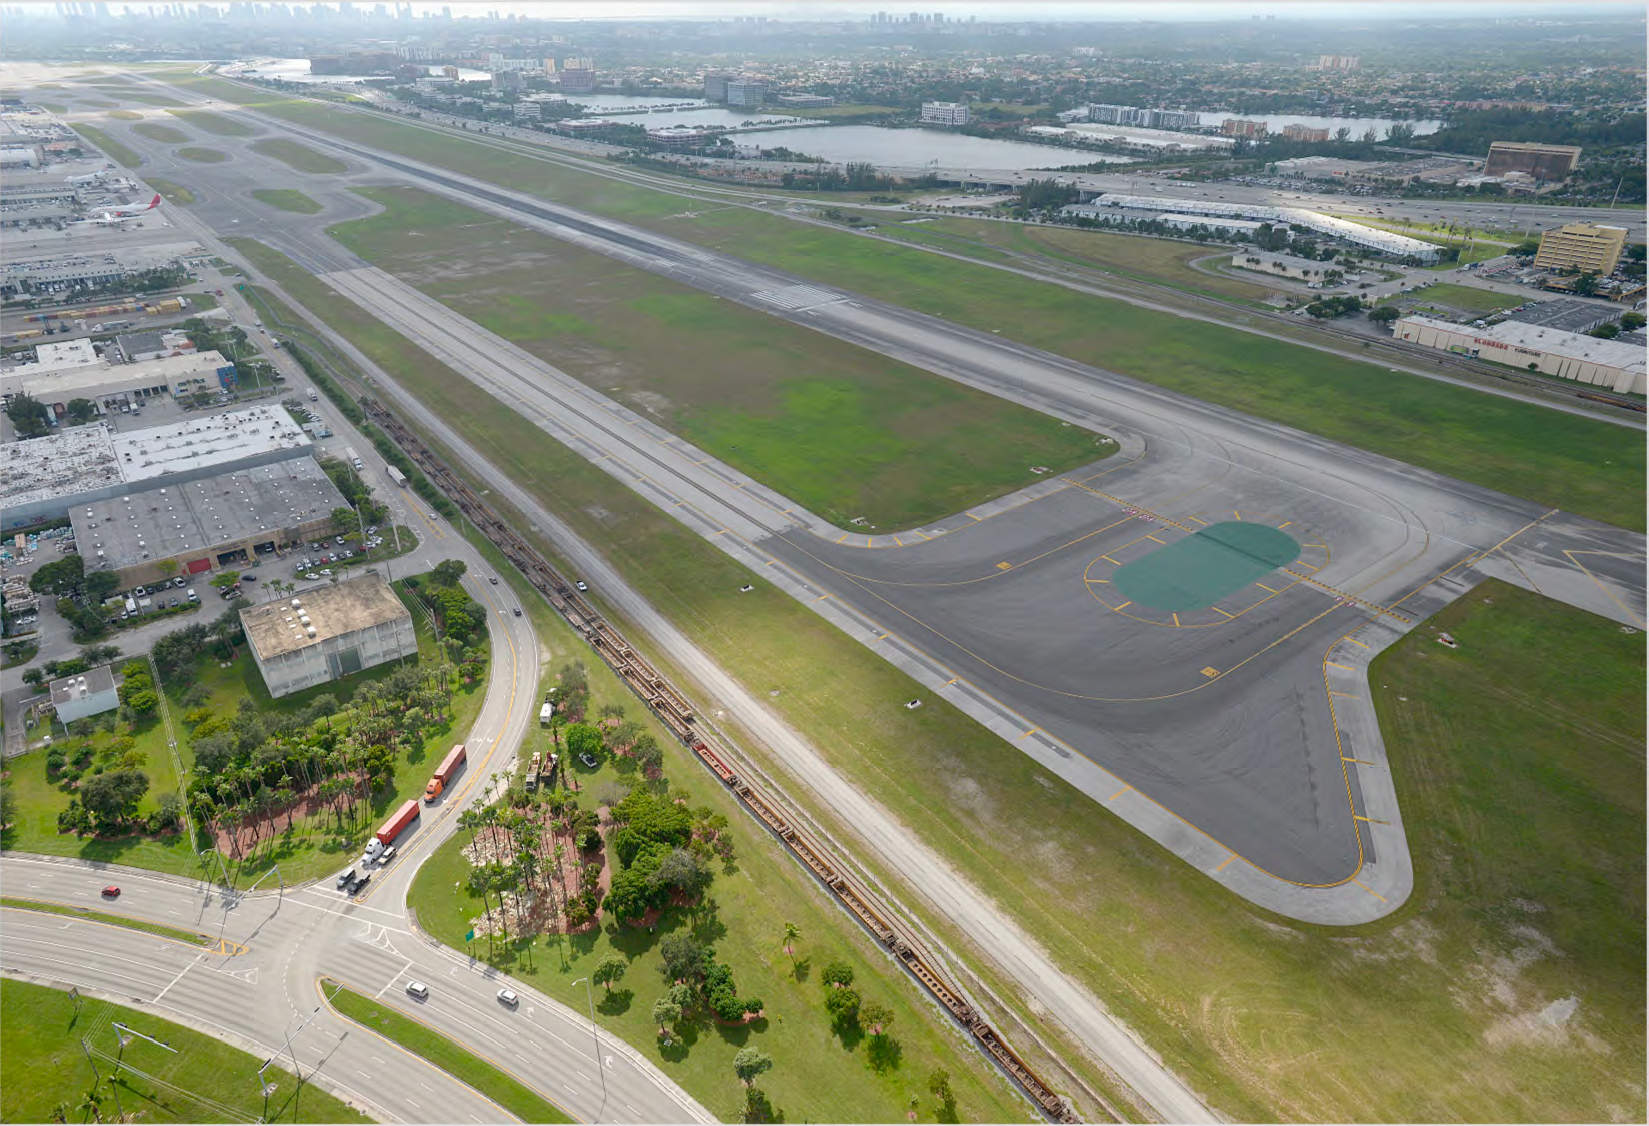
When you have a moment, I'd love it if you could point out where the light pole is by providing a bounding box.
[570,976,607,1105]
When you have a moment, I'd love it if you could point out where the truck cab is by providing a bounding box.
[424,777,445,802]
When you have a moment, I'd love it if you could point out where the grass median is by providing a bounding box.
[0,979,369,1124]
[146,177,196,205]
[170,74,1645,530]
[252,188,322,214]
[323,979,577,1124]
[70,122,141,167]
[167,108,255,136]
[132,122,189,143]
[176,146,228,163]
[2,897,210,947]
[251,138,348,174]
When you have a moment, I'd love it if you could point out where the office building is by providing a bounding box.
[243,574,417,698]
[1222,118,1268,139]
[703,72,733,100]
[919,100,970,126]
[558,58,596,93]
[1484,141,1582,182]
[1534,222,1628,275]
[776,93,835,108]
[725,78,768,107]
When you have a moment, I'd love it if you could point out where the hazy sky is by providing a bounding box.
[65,0,1644,19]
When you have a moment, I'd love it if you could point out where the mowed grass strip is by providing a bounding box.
[327,186,1112,529]
[0,979,370,1125]
[2,897,211,947]
[132,121,189,143]
[146,177,196,205]
[323,980,574,1123]
[167,108,255,136]
[70,122,141,167]
[228,224,1648,1121]
[252,188,322,214]
[106,108,142,120]
[1410,282,1524,314]
[171,77,1645,529]
[250,138,348,174]
[176,146,228,163]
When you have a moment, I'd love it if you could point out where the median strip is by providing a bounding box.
[320,978,575,1124]
[1,896,212,948]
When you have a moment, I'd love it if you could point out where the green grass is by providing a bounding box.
[0,979,369,1125]
[169,76,1645,530]
[70,122,141,168]
[774,103,904,119]
[176,146,228,163]
[323,981,574,1122]
[252,188,322,214]
[1410,282,1523,314]
[188,82,1649,1118]
[166,108,255,136]
[106,108,142,120]
[120,92,186,107]
[132,122,189,143]
[1,897,211,947]
[405,560,1030,1125]
[145,178,195,204]
[326,186,1112,529]
[250,138,348,174]
[35,101,69,113]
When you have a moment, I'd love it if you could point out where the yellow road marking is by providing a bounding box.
[1201,666,1219,677]
[1146,534,1165,544]
[1233,510,1242,520]
[1256,583,1278,593]
[1019,728,1040,740]
[1342,757,1375,766]
[1349,638,1369,648]
[1108,785,1132,802]
[1213,606,1235,620]
[1114,601,1131,610]
[893,535,903,546]
[1189,516,1208,525]
[1101,554,1119,565]
[816,593,831,601]
[996,561,1012,570]
[1352,879,1387,902]
[1215,853,1237,872]
[836,534,847,543]
[1326,661,1354,671]
[1172,612,1180,627]
[1278,521,1292,529]
[1329,690,1357,698]
[1354,815,1389,825]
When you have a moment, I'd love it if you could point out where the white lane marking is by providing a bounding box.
[563,1084,577,1094]
[577,1071,590,1082]
[372,1056,385,1064]
[406,1099,420,1108]
[358,1070,371,1080]
[375,959,414,998]
[421,1084,434,1093]
[151,953,200,1003]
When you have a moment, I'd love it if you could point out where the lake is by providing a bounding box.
[737,124,1140,170]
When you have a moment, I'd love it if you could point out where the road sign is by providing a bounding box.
[465,928,475,942]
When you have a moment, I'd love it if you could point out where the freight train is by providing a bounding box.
[359,396,1081,1123]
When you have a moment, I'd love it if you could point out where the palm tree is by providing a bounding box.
[781,922,801,960]
[51,1100,72,1123]
[76,1084,104,1124]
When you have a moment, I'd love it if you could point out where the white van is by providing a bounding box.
[186,588,198,602]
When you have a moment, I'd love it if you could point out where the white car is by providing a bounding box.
[406,981,429,1000]
[497,988,519,1007]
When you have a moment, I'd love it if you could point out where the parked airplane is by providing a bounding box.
[74,194,161,225]
[65,172,105,186]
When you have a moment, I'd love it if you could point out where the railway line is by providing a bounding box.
[360,395,1085,1125]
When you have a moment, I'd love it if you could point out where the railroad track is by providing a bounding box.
[360,396,1083,1124]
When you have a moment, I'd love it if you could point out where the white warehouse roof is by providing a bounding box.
[1091,193,1442,260]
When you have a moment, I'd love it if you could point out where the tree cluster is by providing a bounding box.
[656,934,763,1024]
[605,786,714,923]
[1303,295,1367,319]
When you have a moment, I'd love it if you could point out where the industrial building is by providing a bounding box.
[725,78,768,107]
[3,349,234,412]
[1503,298,1620,335]
[1533,222,1629,276]
[1394,315,1645,395]
[1230,249,1343,280]
[113,329,196,364]
[50,664,120,724]
[1484,141,1582,182]
[72,455,348,588]
[2,404,314,528]
[1084,193,1441,262]
[919,101,970,126]
[242,574,417,699]
[1060,204,1263,237]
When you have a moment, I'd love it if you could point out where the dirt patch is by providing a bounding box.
[461,811,606,939]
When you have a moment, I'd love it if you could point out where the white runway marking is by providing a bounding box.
[750,284,844,311]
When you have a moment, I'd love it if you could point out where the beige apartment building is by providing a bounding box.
[1534,222,1629,276]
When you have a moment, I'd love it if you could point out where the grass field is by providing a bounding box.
[252,188,322,214]
[132,121,189,143]
[176,146,228,163]
[250,138,348,174]
[172,77,1644,529]
[119,92,185,107]
[775,103,904,119]
[70,122,141,167]
[326,187,1111,528]
[107,108,142,120]
[404,556,1029,1125]
[167,108,255,136]
[324,981,574,1123]
[1410,282,1524,314]
[0,979,369,1124]
[1,897,211,947]
[146,177,195,204]
[35,101,69,113]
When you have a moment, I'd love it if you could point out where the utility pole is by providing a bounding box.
[570,976,607,1106]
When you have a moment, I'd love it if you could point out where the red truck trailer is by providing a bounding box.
[376,799,421,846]
[424,744,467,803]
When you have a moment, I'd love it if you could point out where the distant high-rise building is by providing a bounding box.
[558,58,596,93]
[1148,109,1201,129]
[1281,124,1330,143]
[703,72,733,101]
[725,78,767,106]
[1221,118,1267,139]
[1484,141,1583,182]
[919,100,970,126]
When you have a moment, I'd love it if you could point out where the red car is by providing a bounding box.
[102,886,120,898]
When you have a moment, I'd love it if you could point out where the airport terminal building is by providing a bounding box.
[242,575,417,698]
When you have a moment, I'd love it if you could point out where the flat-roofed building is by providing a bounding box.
[50,664,119,724]
[558,58,596,93]
[3,404,313,528]
[919,101,970,126]
[775,93,834,108]
[113,329,196,364]
[1394,314,1645,395]
[72,455,347,587]
[1484,141,1582,182]
[726,78,768,107]
[1534,222,1629,276]
[2,349,235,412]
[242,574,417,698]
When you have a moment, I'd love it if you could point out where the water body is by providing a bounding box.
[738,124,1140,170]
[1226,114,1445,137]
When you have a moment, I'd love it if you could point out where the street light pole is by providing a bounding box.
[570,976,607,1106]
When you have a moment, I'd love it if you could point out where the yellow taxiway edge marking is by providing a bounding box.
[944,677,958,686]
[1189,516,1208,525]
[1326,661,1354,671]
[1233,510,1242,520]
[1101,554,1119,565]
[1329,690,1357,698]
[969,513,982,521]
[893,535,903,546]
[1213,606,1235,619]
[1304,543,1326,549]
[1215,853,1237,872]
[836,534,847,543]
[1019,728,1040,740]
[1115,601,1132,610]
[1088,578,1110,583]
[1172,612,1181,627]
[1108,785,1132,802]
[816,593,831,601]
[1146,534,1166,544]
[1256,583,1278,593]
[1278,521,1293,529]
[1343,757,1376,766]
[1349,637,1370,648]
[1352,879,1387,902]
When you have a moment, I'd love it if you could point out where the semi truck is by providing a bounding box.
[385,465,408,488]
[424,743,467,803]
[375,799,421,846]
[345,447,363,470]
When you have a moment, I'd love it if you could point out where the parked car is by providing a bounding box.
[579,752,599,769]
